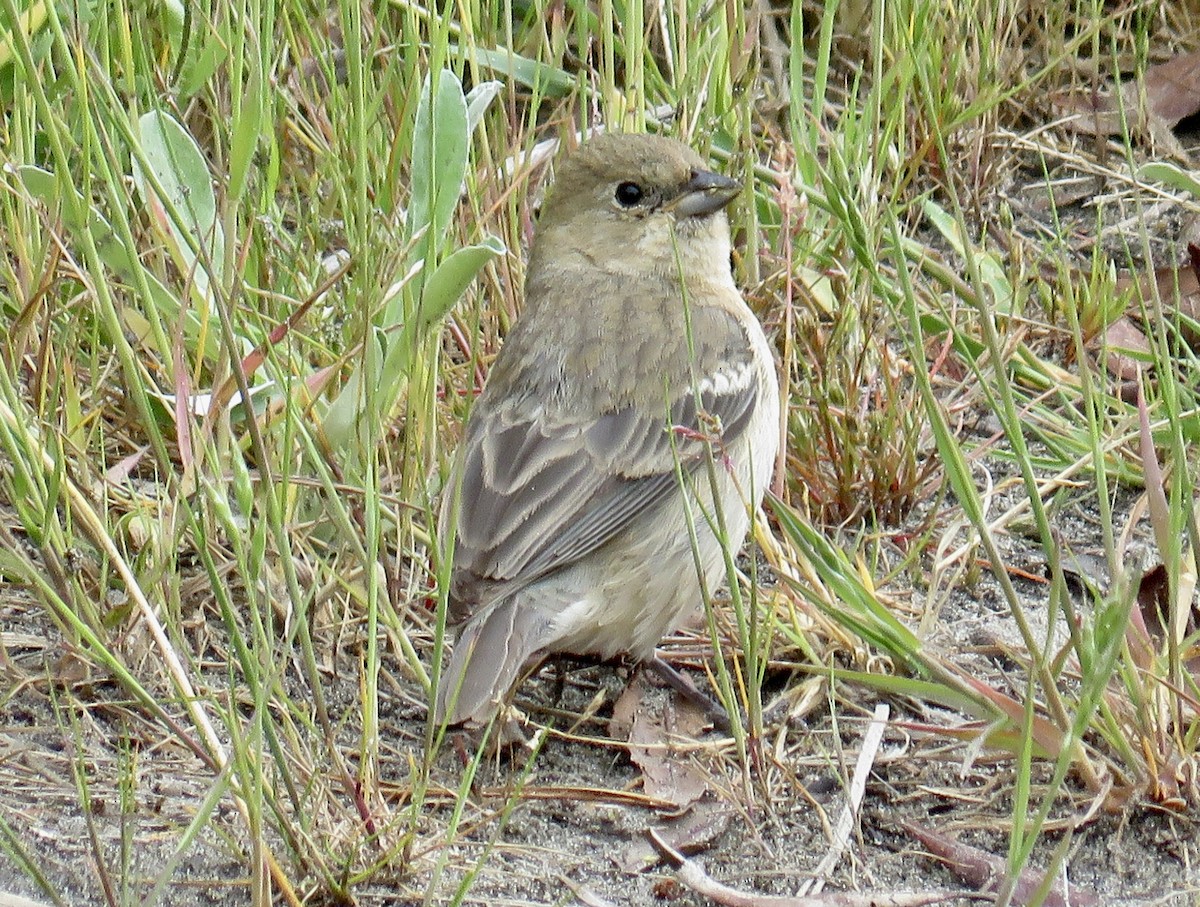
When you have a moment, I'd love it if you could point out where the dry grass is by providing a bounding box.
[1,0,1199,904]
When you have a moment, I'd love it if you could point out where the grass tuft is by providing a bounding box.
[1,0,1198,902]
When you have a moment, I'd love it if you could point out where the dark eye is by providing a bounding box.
[614,181,644,207]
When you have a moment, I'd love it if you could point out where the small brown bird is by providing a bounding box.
[434,132,780,727]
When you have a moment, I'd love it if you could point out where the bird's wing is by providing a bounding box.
[446,334,760,622]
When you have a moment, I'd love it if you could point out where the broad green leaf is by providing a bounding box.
[176,31,231,100]
[0,0,50,70]
[324,239,501,450]
[464,80,503,134]
[407,69,469,247]
[19,165,222,361]
[922,198,1012,314]
[417,236,505,333]
[796,264,836,316]
[379,237,501,379]
[19,166,140,279]
[162,0,229,98]
[1139,161,1200,198]
[458,46,576,97]
[323,71,500,452]
[377,239,503,421]
[132,110,224,298]
[321,332,384,449]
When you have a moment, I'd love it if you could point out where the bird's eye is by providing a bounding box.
[614,181,645,207]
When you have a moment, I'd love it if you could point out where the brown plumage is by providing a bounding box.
[434,132,780,727]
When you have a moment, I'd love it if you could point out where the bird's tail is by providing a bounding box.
[433,597,551,727]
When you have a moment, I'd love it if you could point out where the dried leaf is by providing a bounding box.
[902,822,1099,907]
[611,672,710,807]
[1115,250,1200,348]
[1135,563,1171,644]
[1053,50,1200,137]
[1100,316,1151,381]
[1143,51,1200,128]
[619,798,731,872]
[957,674,1065,758]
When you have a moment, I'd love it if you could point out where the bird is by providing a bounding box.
[433,131,780,728]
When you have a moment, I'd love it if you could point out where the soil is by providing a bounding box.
[2,486,1198,907]
[6,27,1200,907]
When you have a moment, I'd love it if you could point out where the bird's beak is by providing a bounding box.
[667,169,741,218]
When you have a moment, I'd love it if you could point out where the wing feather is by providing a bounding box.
[447,310,761,623]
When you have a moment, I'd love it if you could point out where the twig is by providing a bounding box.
[803,703,890,895]
[645,827,963,907]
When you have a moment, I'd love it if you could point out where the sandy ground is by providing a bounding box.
[2,486,1198,907]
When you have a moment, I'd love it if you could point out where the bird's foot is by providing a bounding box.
[645,652,736,735]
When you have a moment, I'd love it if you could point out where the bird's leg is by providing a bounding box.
[551,654,574,701]
[645,652,735,735]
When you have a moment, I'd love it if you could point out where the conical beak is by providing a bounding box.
[667,168,741,218]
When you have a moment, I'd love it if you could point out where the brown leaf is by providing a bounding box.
[901,822,1099,907]
[1100,316,1151,381]
[619,798,732,872]
[957,674,1065,758]
[1105,244,1200,381]
[1143,51,1200,128]
[1186,243,1200,334]
[1114,259,1200,310]
[1135,563,1171,645]
[1052,49,1200,137]
[611,672,711,808]
[1125,578,1157,673]
[1115,251,1200,347]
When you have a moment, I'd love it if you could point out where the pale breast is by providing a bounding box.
[547,308,780,662]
